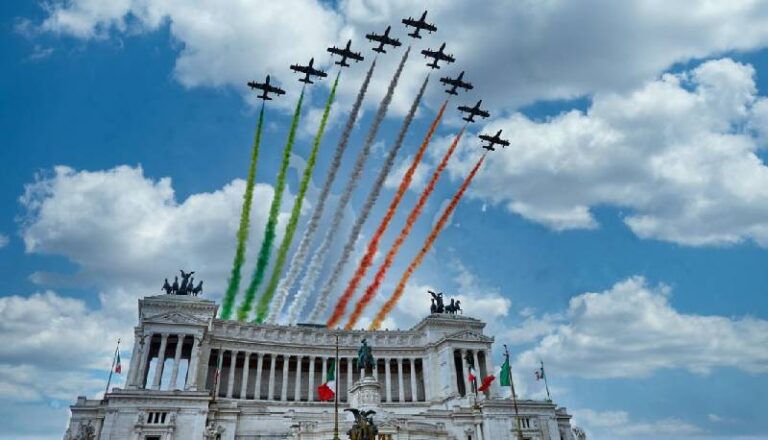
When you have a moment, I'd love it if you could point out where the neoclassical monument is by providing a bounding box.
[64,294,574,439]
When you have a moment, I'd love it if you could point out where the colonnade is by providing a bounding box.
[128,332,202,391]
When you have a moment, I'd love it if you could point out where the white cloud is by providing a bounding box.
[515,276,768,378]
[29,1,768,115]
[0,234,8,249]
[574,408,702,438]
[444,58,768,246]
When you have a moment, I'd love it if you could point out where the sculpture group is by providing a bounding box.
[345,408,378,440]
[429,290,462,315]
[162,270,204,296]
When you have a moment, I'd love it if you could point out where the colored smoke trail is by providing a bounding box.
[236,90,305,322]
[271,61,377,323]
[259,73,340,323]
[326,95,446,328]
[343,126,465,329]
[300,48,412,323]
[369,154,487,330]
[220,104,265,320]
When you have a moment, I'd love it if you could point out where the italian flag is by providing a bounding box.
[468,364,477,383]
[114,352,122,374]
[317,359,336,401]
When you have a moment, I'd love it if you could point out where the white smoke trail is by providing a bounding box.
[265,60,377,323]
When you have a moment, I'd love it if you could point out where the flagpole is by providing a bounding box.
[541,360,551,401]
[333,333,340,440]
[104,339,120,398]
[504,344,524,440]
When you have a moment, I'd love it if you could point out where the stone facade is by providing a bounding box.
[64,294,574,440]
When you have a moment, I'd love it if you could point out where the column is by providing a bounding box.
[347,357,354,394]
[135,334,151,388]
[321,357,327,396]
[151,333,169,390]
[460,349,470,396]
[240,352,251,399]
[169,335,185,389]
[473,350,482,397]
[384,358,392,402]
[409,358,418,402]
[294,355,303,401]
[268,354,277,400]
[254,353,264,400]
[373,360,379,381]
[281,355,289,401]
[397,358,405,403]
[226,350,238,398]
[185,336,201,390]
[308,356,316,402]
[126,330,141,388]
[215,349,224,397]
[483,349,500,397]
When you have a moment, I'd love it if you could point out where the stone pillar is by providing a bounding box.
[185,336,201,390]
[460,349,470,396]
[347,357,354,395]
[473,350,482,397]
[151,333,169,390]
[409,358,418,402]
[321,357,327,393]
[135,334,152,388]
[483,349,501,397]
[294,355,303,402]
[169,335,185,390]
[281,355,290,401]
[254,353,264,400]
[268,354,277,400]
[373,360,379,381]
[240,352,251,399]
[126,329,141,388]
[397,358,405,403]
[308,356,316,402]
[226,350,238,398]
[384,358,392,402]
[215,349,225,397]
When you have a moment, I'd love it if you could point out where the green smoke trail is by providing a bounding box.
[220,104,265,320]
[237,90,305,322]
[258,73,340,323]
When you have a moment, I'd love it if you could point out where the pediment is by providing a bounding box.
[144,311,209,326]
[440,329,493,344]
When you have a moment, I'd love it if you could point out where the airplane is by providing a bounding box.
[366,26,402,53]
[327,39,364,67]
[478,129,510,151]
[289,58,328,84]
[246,75,286,101]
[402,10,437,39]
[457,100,491,123]
[421,43,455,69]
[439,71,473,95]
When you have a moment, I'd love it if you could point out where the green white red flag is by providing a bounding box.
[317,359,336,401]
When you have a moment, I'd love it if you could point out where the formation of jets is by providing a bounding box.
[421,43,455,70]
[247,10,506,154]
[327,39,364,67]
[440,71,473,95]
[458,100,491,123]
[366,26,402,54]
[479,129,510,151]
[247,75,286,101]
[402,10,437,39]
[290,57,328,84]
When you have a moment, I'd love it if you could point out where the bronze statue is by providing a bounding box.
[171,276,179,294]
[162,278,173,294]
[357,339,375,374]
[178,270,194,295]
[192,280,204,296]
[345,408,378,440]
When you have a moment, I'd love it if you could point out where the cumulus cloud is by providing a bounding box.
[29,0,768,114]
[574,408,702,437]
[515,276,768,378]
[0,234,8,249]
[443,58,768,246]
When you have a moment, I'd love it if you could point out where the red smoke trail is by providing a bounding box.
[343,126,466,330]
[369,154,486,330]
[324,100,448,328]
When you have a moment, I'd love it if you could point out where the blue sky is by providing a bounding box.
[2,1,768,439]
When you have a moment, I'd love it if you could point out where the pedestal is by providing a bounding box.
[348,376,381,413]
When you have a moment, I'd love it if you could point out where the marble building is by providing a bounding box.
[64,293,575,440]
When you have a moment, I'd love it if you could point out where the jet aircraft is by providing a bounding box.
[289,58,328,84]
[402,10,437,38]
[327,39,364,67]
[366,26,402,53]
[246,75,286,101]
[439,71,473,95]
[457,100,491,123]
[478,129,510,151]
[421,43,455,69]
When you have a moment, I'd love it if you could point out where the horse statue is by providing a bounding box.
[357,339,375,375]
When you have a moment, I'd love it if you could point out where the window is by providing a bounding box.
[521,418,532,429]
[146,411,168,424]
[145,436,161,440]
